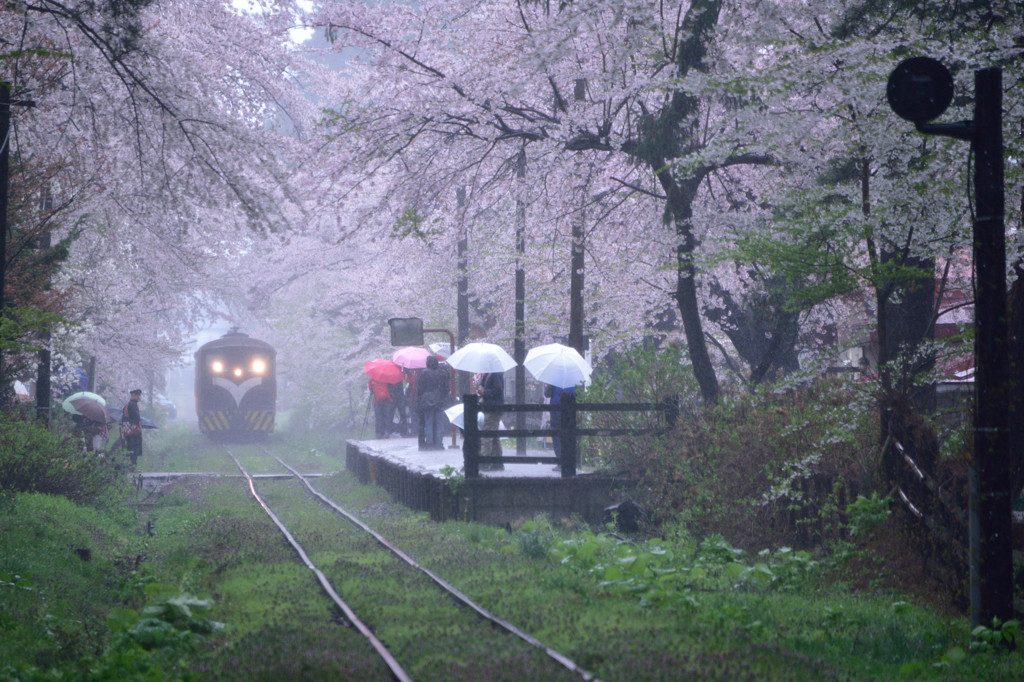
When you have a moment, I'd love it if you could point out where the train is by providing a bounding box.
[194,330,276,439]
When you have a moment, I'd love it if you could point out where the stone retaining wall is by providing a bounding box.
[346,441,633,526]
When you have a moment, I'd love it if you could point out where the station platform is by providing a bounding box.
[346,436,633,527]
[349,435,562,479]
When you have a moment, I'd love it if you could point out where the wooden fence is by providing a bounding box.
[459,392,678,478]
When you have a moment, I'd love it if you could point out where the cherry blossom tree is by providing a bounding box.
[294,0,1021,407]
[2,0,323,402]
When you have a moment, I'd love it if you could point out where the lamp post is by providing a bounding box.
[887,58,1012,630]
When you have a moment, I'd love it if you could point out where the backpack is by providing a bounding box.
[120,405,141,438]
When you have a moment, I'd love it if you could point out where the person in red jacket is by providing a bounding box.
[369,378,394,439]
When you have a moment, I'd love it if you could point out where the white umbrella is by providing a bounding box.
[428,342,453,359]
[524,343,592,388]
[446,342,517,374]
[444,403,505,430]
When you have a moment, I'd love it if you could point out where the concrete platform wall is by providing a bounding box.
[346,441,633,526]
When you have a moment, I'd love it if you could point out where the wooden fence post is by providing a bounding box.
[463,394,480,478]
[663,395,679,429]
[561,392,577,477]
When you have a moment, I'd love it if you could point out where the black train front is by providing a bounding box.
[194,331,276,439]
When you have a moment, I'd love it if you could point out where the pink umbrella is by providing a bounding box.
[392,346,432,369]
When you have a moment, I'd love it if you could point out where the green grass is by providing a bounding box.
[2,426,1022,681]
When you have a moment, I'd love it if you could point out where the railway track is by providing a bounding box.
[222,443,599,682]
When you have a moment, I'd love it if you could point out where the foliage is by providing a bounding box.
[0,493,141,680]
[547,529,820,611]
[0,491,226,682]
[5,424,1024,680]
[846,492,892,538]
[439,463,464,496]
[580,344,702,472]
[971,618,1021,653]
[0,307,67,395]
[584,358,878,549]
[0,412,133,509]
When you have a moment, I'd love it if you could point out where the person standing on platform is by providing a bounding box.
[120,389,143,467]
[388,379,409,436]
[545,383,576,459]
[369,377,394,439]
[477,370,505,470]
[416,356,450,450]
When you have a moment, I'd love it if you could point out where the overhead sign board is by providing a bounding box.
[388,317,424,347]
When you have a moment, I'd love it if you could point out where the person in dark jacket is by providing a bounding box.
[416,356,450,450]
[388,380,409,436]
[477,370,504,469]
[544,384,575,459]
[121,389,143,467]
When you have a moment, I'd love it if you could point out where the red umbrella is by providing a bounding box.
[364,359,404,384]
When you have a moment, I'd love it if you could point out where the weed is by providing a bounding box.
[971,618,1021,652]
[439,464,464,495]
[846,492,891,538]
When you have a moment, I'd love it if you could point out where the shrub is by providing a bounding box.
[0,412,130,507]
[582,348,878,550]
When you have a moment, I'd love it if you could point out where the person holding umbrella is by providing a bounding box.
[446,342,516,470]
[477,370,505,469]
[415,355,450,450]
[364,359,404,439]
[369,377,394,439]
[524,343,592,465]
[544,383,575,459]
[120,389,143,467]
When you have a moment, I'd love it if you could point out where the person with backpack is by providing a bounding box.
[120,389,143,467]
[415,355,450,450]
[477,370,505,469]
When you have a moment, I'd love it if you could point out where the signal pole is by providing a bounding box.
[887,59,1012,629]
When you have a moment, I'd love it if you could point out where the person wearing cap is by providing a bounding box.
[121,389,143,467]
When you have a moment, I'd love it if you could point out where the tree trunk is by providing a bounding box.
[456,186,470,397]
[515,149,527,454]
[662,175,718,405]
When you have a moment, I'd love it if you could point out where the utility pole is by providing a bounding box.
[968,68,1012,629]
[887,59,1012,630]
[0,82,35,398]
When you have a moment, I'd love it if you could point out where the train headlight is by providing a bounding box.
[233,367,243,378]
[211,360,224,373]
[252,359,266,375]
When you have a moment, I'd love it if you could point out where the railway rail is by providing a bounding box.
[221,443,599,681]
